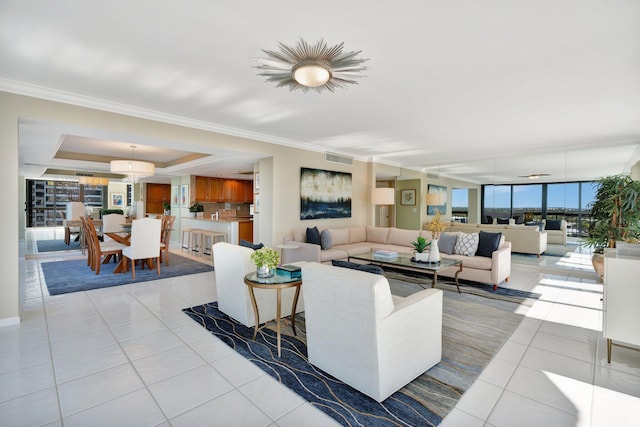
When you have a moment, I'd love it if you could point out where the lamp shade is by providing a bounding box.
[110,160,155,178]
[425,192,446,206]
[78,176,109,186]
[371,187,395,205]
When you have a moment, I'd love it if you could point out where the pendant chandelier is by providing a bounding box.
[110,145,155,183]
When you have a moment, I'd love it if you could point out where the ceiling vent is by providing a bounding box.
[325,152,353,166]
[426,172,439,180]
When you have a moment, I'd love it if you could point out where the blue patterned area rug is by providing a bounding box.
[42,254,213,295]
[183,281,539,427]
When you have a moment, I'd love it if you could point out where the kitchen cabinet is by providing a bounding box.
[603,250,640,362]
[146,183,171,213]
[195,176,253,203]
[239,220,253,242]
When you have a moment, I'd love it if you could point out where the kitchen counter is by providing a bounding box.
[182,217,246,245]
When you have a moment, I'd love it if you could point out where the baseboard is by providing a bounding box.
[0,316,20,327]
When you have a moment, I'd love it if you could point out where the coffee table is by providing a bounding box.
[244,272,302,357]
[348,252,463,293]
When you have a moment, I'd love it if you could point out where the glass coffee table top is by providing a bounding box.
[349,252,461,272]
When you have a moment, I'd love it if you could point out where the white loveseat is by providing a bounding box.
[302,262,443,402]
[283,226,511,290]
[212,242,304,327]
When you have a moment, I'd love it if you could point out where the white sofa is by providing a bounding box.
[283,226,511,290]
[442,222,548,257]
[302,262,443,402]
[212,242,304,327]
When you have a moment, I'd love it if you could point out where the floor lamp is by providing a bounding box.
[372,188,395,227]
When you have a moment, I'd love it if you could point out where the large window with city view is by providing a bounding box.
[482,181,597,237]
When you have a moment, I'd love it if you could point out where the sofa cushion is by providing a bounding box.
[306,226,321,245]
[366,226,390,244]
[320,229,332,250]
[320,248,349,262]
[454,232,479,256]
[332,259,384,275]
[239,239,264,250]
[526,222,544,231]
[476,230,502,258]
[327,228,349,246]
[387,227,421,247]
[438,232,458,255]
[349,227,367,243]
[545,219,562,231]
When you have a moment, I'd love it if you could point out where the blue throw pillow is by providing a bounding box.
[476,230,502,258]
[545,219,562,231]
[331,260,383,275]
[239,239,264,250]
[306,226,321,246]
[320,229,332,250]
[438,232,458,255]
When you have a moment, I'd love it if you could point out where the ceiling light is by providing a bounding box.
[255,38,368,93]
[518,173,550,179]
[78,176,109,186]
[110,145,155,183]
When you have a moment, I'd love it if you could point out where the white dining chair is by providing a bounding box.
[122,218,162,279]
[102,213,127,242]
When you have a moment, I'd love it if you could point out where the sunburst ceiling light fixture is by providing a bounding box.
[255,38,368,93]
[110,145,155,183]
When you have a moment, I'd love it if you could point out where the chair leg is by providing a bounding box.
[156,256,161,275]
[95,256,102,275]
[131,259,136,279]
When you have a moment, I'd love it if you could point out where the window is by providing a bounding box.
[451,188,469,222]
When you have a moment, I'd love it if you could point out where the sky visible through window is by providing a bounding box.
[477,182,597,212]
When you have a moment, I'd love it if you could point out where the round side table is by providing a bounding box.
[243,272,302,357]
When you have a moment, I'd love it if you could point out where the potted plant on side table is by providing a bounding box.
[583,174,640,280]
[250,247,280,278]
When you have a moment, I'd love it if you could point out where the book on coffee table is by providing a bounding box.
[373,249,398,260]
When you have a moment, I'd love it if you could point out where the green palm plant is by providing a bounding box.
[584,174,640,252]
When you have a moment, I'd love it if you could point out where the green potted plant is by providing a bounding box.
[410,236,431,262]
[250,247,280,277]
[583,174,640,279]
[162,201,171,216]
[189,202,204,218]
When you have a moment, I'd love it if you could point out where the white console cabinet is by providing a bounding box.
[603,250,640,363]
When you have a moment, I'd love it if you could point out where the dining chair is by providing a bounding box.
[122,217,162,279]
[102,213,127,242]
[84,217,126,275]
[159,215,176,266]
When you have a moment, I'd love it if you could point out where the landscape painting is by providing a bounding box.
[300,167,352,220]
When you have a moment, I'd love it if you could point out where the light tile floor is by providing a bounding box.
[1,230,638,426]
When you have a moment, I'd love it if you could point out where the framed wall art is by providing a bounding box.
[300,167,352,220]
[427,184,447,215]
[171,185,179,206]
[180,184,189,207]
[401,189,416,205]
[111,193,124,207]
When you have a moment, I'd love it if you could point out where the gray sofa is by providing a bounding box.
[283,226,511,289]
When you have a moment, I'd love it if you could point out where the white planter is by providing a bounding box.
[414,252,429,262]
[187,212,196,218]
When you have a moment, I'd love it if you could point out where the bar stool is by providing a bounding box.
[190,229,205,256]
[202,231,227,262]
[181,228,194,254]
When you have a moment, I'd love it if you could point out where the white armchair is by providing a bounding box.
[301,262,443,402]
[212,242,304,327]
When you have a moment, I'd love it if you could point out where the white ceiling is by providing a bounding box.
[2,0,639,185]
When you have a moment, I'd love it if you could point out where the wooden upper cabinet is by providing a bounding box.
[195,177,208,201]
[194,176,253,203]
